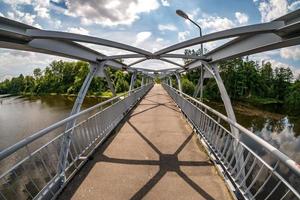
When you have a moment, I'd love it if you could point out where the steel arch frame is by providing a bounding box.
[1,10,300,197]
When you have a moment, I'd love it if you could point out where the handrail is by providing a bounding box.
[163,83,300,199]
[0,83,153,200]
[163,83,300,176]
[0,84,151,161]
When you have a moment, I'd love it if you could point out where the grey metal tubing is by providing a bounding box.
[0,84,152,161]
[162,83,300,199]
[163,83,300,176]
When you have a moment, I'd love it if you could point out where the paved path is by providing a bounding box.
[59,84,232,200]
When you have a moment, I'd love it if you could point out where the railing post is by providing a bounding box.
[193,66,204,101]
[57,61,105,183]
[141,76,145,86]
[174,73,182,92]
[129,70,137,93]
[169,77,172,87]
[104,67,116,96]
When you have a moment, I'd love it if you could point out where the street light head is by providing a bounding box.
[176,9,189,19]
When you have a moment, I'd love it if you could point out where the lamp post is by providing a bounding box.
[176,9,203,55]
[176,9,204,101]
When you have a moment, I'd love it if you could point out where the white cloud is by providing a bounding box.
[235,12,249,24]
[0,75,13,82]
[33,0,50,19]
[178,31,190,42]
[65,0,160,26]
[156,38,164,42]
[0,12,4,17]
[2,0,32,5]
[161,0,170,6]
[280,46,300,60]
[288,1,300,10]
[250,52,300,77]
[3,0,50,19]
[7,10,36,26]
[67,27,90,35]
[135,31,152,44]
[50,19,62,29]
[198,15,235,32]
[0,50,72,81]
[256,0,288,22]
[158,24,177,31]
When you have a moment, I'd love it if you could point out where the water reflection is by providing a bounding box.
[206,102,300,163]
[0,95,106,151]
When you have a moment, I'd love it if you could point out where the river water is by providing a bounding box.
[0,94,106,151]
[206,101,300,164]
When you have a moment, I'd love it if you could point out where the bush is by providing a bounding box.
[116,78,129,93]
[181,78,195,96]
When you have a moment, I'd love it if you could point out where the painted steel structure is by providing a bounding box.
[0,9,300,200]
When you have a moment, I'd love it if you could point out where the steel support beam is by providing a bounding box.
[154,21,284,55]
[209,64,238,137]
[174,73,182,92]
[27,29,152,56]
[169,77,173,87]
[193,67,204,101]
[58,61,105,181]
[129,71,137,93]
[141,76,145,86]
[104,67,116,96]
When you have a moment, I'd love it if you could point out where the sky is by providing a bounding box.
[0,0,300,80]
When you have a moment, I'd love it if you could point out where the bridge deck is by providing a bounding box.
[59,84,232,200]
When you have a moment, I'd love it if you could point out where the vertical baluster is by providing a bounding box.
[77,125,85,153]
[234,151,251,179]
[70,129,80,158]
[220,134,230,159]
[0,190,8,200]
[263,180,281,200]
[214,127,224,154]
[229,145,244,173]
[211,123,220,148]
[224,137,234,163]
[20,164,40,193]
[280,190,290,200]
[251,161,279,199]
[12,170,34,199]
[239,157,257,187]
[244,163,265,195]
[38,151,54,179]
[83,122,92,148]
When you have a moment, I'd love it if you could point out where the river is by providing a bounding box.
[206,101,300,164]
[0,94,107,151]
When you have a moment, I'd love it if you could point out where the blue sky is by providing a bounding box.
[0,0,300,80]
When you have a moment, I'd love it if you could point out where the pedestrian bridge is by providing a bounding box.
[0,9,300,200]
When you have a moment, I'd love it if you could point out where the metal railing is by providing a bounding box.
[162,83,300,200]
[0,83,153,200]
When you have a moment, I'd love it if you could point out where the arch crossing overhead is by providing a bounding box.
[0,9,300,75]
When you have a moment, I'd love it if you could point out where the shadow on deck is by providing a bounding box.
[58,85,232,200]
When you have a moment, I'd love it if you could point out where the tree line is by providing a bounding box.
[175,57,300,116]
[1,57,299,115]
[0,60,140,97]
